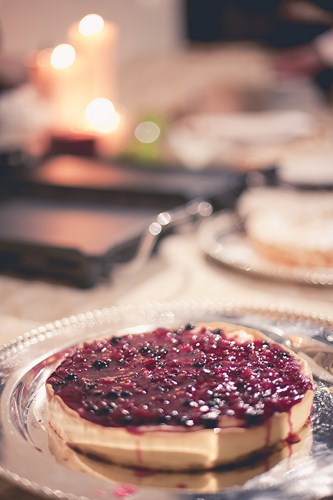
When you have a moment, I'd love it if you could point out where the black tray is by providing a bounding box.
[4,155,245,210]
[0,196,160,288]
[0,156,246,288]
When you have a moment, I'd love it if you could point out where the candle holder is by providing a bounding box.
[46,132,97,157]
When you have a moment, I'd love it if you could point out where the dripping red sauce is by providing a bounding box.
[286,433,301,445]
[133,467,156,478]
[286,411,294,458]
[112,484,136,498]
[135,436,142,466]
[177,483,188,489]
[125,426,145,436]
[47,324,312,429]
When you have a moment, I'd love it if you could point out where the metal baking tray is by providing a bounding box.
[0,196,159,288]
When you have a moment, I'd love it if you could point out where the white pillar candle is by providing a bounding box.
[68,14,118,103]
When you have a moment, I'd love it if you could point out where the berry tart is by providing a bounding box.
[46,322,313,471]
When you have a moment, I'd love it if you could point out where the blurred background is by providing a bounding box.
[0,0,333,289]
[1,0,333,160]
[0,0,183,69]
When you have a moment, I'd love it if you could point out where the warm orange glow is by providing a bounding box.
[35,48,52,69]
[50,44,76,69]
[85,98,121,133]
[79,14,105,36]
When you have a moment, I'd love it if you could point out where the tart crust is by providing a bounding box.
[46,322,313,471]
[48,422,313,492]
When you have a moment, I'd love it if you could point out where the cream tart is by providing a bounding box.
[46,322,313,471]
[238,188,333,269]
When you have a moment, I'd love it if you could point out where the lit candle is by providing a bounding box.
[68,13,118,103]
[84,97,129,156]
[50,43,91,131]
[30,44,90,131]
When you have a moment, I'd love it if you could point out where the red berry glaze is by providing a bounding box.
[47,325,312,429]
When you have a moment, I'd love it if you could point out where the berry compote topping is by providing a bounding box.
[47,325,312,429]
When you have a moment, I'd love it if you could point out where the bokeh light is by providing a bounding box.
[50,44,76,69]
[85,98,121,133]
[135,121,161,143]
[79,14,105,36]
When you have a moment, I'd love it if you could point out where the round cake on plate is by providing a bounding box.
[238,188,333,269]
[46,321,313,471]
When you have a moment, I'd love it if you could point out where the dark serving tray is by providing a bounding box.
[3,155,246,210]
[0,197,159,288]
[0,156,246,288]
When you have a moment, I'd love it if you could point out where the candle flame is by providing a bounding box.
[51,44,76,69]
[79,14,105,36]
[85,98,121,133]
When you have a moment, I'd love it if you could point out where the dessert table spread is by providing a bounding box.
[0,229,332,499]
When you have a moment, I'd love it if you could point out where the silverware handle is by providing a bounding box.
[119,199,213,274]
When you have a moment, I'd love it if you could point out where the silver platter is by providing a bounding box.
[198,211,333,287]
[0,300,333,499]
